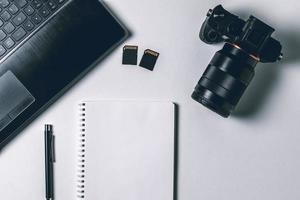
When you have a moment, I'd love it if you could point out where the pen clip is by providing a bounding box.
[50,135,56,163]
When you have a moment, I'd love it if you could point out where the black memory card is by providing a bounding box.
[122,45,138,65]
[139,49,160,71]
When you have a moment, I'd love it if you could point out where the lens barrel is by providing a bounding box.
[192,43,258,117]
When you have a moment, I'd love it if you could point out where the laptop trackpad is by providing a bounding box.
[0,71,35,131]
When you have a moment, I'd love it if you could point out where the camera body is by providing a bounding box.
[192,5,282,117]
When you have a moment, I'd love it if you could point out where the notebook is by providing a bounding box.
[76,100,175,200]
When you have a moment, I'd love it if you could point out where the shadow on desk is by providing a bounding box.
[233,29,300,118]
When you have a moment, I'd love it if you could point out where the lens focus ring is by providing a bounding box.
[192,43,258,117]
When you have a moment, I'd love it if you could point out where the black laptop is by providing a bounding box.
[0,0,128,149]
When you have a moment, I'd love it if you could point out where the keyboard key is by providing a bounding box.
[0,45,6,56]
[24,5,34,15]
[39,6,49,17]
[31,0,42,9]
[12,27,26,41]
[3,22,15,33]
[15,0,27,8]
[0,19,3,27]
[0,0,9,8]
[47,0,56,10]
[8,4,19,14]
[0,30,6,41]
[13,12,27,25]
[31,13,41,24]
[23,20,34,31]
[4,37,15,49]
[57,0,64,4]
[1,10,11,21]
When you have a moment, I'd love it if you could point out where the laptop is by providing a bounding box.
[0,0,128,149]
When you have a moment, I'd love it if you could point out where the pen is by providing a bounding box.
[45,124,55,200]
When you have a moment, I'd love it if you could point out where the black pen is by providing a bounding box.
[45,124,55,200]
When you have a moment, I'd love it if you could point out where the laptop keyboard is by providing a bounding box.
[0,0,68,59]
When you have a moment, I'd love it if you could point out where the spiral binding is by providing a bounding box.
[77,103,86,199]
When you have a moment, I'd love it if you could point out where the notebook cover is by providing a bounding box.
[77,100,175,200]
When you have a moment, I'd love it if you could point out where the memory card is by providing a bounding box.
[122,45,138,65]
[139,49,160,71]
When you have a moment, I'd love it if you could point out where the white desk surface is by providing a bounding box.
[1,0,300,199]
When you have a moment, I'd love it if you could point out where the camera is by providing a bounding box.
[192,5,283,118]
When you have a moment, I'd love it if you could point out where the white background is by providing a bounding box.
[1,0,300,199]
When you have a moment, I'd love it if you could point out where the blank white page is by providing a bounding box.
[77,100,175,200]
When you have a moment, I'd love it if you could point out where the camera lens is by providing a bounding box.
[192,43,258,117]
